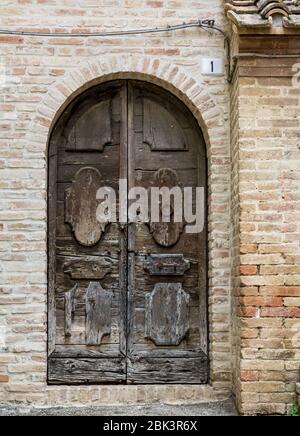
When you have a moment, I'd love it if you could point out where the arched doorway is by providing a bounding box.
[48,80,208,385]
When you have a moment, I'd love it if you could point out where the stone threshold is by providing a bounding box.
[0,399,237,416]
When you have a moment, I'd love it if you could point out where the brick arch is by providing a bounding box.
[28,55,226,161]
[31,55,230,388]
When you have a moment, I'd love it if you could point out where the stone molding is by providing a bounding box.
[226,0,300,28]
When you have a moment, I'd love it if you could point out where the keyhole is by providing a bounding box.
[211,61,214,73]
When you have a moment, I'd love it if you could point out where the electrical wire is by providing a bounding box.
[0,19,221,38]
[237,53,300,58]
[0,19,232,82]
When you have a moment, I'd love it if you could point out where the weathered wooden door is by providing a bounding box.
[48,80,208,385]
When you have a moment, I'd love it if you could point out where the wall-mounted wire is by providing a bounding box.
[0,19,219,38]
[0,19,231,81]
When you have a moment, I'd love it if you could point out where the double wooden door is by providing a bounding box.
[48,80,208,384]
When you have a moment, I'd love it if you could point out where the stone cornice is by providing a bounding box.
[226,0,300,29]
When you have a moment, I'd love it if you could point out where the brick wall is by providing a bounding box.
[1,1,299,416]
[232,33,300,415]
[0,1,232,407]
[229,31,241,409]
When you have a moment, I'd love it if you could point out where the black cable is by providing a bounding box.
[0,18,232,81]
[0,19,220,38]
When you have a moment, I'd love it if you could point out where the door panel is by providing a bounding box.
[48,81,127,384]
[48,358,126,385]
[48,80,207,385]
[126,82,207,384]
